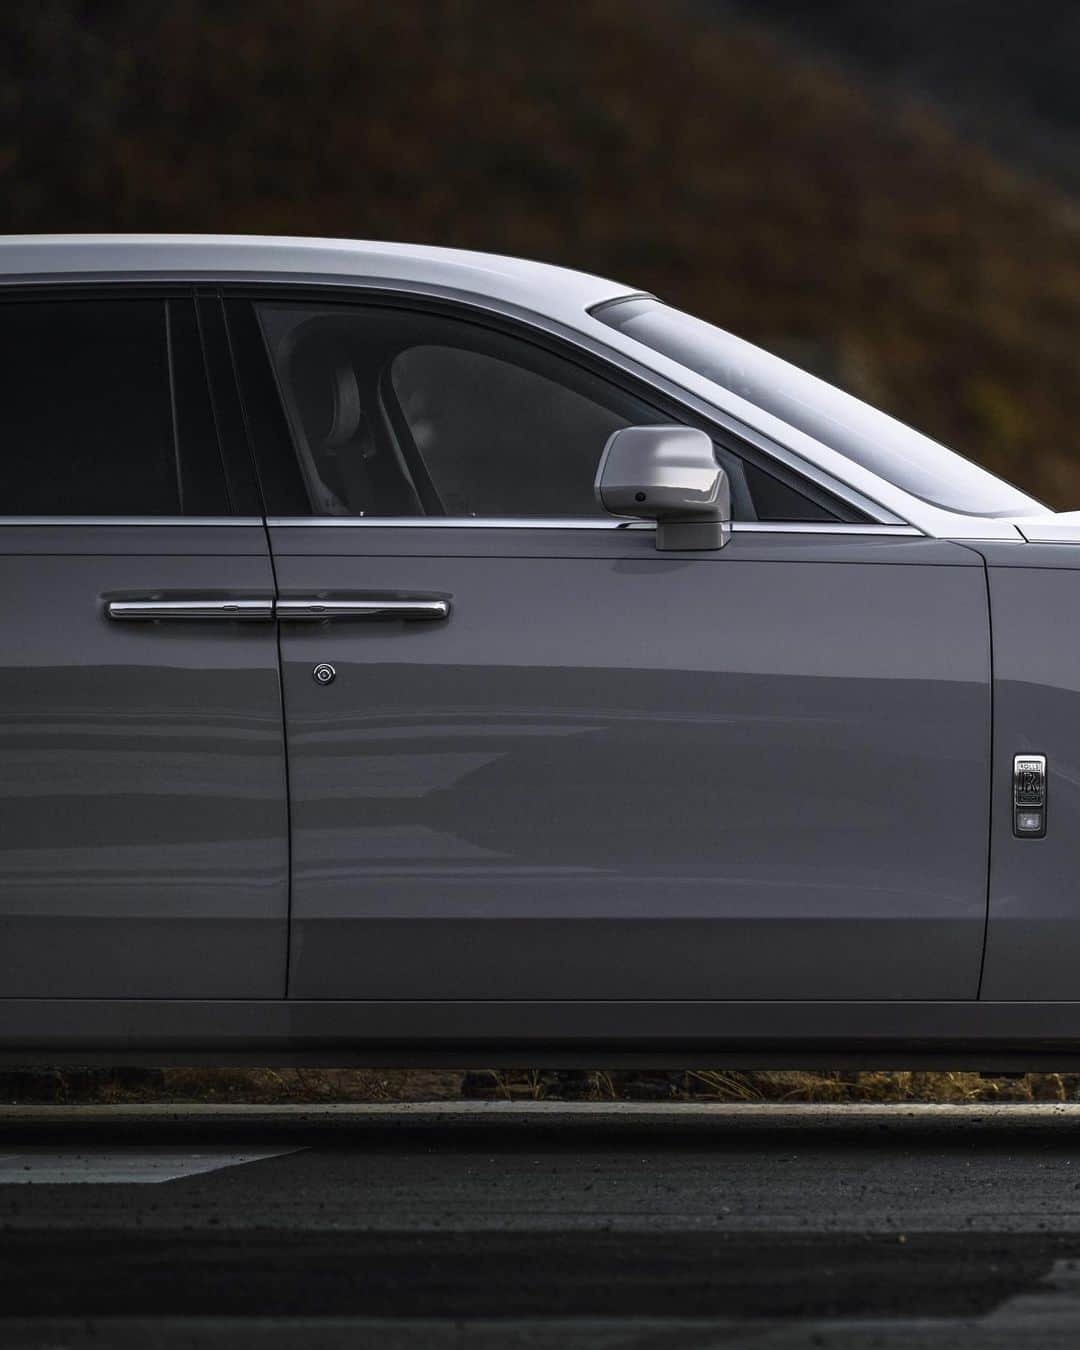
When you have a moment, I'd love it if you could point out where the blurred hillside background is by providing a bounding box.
[2,0,1077,501]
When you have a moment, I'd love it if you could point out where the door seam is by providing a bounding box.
[216,285,295,1000]
[262,517,294,1000]
[976,552,994,999]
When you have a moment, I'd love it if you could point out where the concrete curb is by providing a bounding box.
[3,1099,1080,1129]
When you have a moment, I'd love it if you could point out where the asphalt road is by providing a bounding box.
[4,1101,1080,1346]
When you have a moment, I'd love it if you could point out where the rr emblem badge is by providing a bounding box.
[1013,754,1046,838]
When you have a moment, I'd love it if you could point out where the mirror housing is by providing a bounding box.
[595,425,731,550]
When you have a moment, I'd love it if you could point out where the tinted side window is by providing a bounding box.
[0,298,229,515]
[256,303,664,518]
[389,345,633,516]
[253,300,845,522]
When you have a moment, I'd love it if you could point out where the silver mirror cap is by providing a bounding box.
[595,425,731,550]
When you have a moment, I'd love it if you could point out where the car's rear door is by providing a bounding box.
[231,290,991,1003]
[0,289,288,997]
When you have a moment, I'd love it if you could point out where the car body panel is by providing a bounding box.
[271,525,990,1002]
[1012,513,1080,544]
[0,523,289,998]
[973,547,1080,999]
[0,234,629,335]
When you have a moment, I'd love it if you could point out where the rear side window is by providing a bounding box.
[0,298,229,515]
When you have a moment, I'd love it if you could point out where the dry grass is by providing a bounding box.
[470,1069,1075,1105]
[0,1067,463,1105]
[2,1067,1076,1106]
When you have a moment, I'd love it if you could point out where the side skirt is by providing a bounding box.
[2,1000,1080,1070]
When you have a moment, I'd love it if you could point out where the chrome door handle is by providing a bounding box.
[276,598,450,622]
[106,598,274,621]
[107,596,449,623]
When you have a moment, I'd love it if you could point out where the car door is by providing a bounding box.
[232,292,990,1002]
[0,290,288,998]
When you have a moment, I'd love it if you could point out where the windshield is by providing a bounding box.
[594,297,1046,518]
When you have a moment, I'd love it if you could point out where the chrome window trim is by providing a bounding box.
[0,516,921,535]
[265,516,922,536]
[736,522,919,536]
[0,517,264,526]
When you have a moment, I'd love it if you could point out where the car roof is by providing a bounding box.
[0,234,633,326]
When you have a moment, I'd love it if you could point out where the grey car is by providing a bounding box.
[1,235,1077,1069]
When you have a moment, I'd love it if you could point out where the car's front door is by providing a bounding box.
[235,293,991,1001]
[0,292,289,998]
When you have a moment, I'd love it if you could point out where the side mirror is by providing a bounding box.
[595,425,731,550]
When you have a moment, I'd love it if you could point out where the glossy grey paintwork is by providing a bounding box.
[270,525,990,1001]
[0,523,289,998]
[970,544,1080,999]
